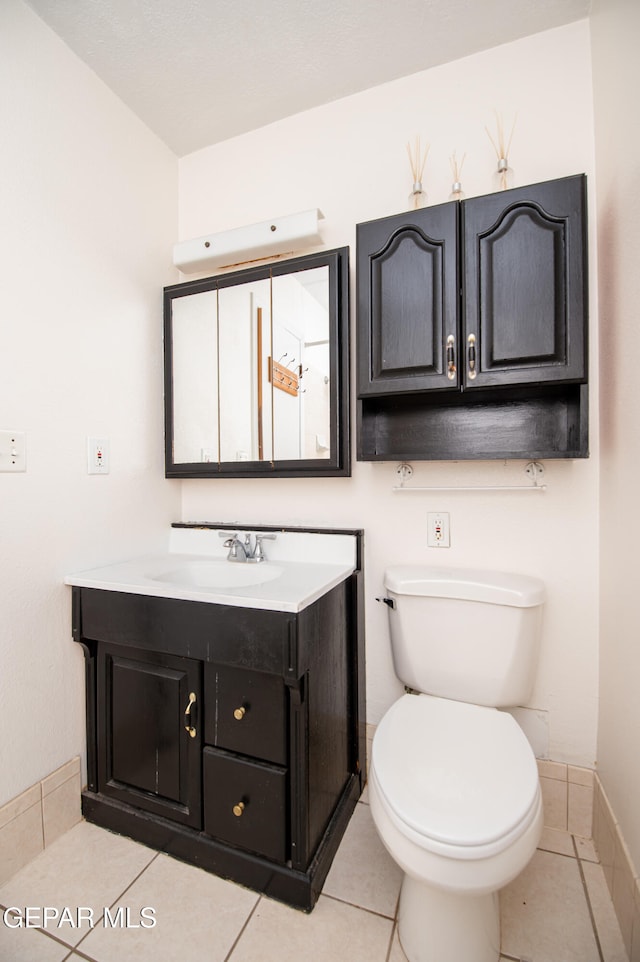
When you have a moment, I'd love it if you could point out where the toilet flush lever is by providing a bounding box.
[376,596,396,610]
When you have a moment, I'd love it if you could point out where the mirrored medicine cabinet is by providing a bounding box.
[164,248,350,478]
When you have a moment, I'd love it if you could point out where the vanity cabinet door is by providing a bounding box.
[356,202,459,396]
[461,175,587,389]
[204,664,287,766]
[97,643,202,828]
[203,747,288,863]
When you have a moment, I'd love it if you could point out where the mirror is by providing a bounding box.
[164,248,350,478]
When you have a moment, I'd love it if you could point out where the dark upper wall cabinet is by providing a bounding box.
[357,201,459,395]
[356,175,588,461]
[462,177,587,390]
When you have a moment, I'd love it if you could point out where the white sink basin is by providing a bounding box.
[65,528,358,612]
[151,560,284,589]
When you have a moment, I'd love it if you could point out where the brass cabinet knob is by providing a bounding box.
[232,801,245,817]
[233,706,246,720]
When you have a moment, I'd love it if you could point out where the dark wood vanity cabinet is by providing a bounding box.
[72,562,364,912]
[356,175,588,460]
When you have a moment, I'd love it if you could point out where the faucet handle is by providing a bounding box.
[253,533,276,562]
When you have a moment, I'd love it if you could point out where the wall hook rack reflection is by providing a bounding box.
[268,356,300,397]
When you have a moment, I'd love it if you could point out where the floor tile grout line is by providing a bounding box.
[223,893,262,961]
[536,840,590,861]
[70,849,162,953]
[321,889,398,922]
[385,921,394,962]
[0,904,92,957]
[572,834,606,962]
[388,920,403,961]
[62,944,101,962]
[0,849,162,961]
[380,888,403,962]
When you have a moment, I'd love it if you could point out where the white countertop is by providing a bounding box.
[64,527,358,613]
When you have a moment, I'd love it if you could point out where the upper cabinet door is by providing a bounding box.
[357,202,459,396]
[462,175,587,389]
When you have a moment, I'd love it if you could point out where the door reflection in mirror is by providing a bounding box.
[271,266,330,461]
[218,277,272,463]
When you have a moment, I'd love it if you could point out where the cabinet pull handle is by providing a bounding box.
[233,706,246,721]
[184,691,197,738]
[446,335,456,380]
[467,334,477,380]
[232,801,245,817]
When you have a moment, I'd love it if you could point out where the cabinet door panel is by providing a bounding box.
[111,657,182,799]
[98,644,202,828]
[204,664,287,766]
[462,175,586,388]
[203,747,287,863]
[357,203,459,395]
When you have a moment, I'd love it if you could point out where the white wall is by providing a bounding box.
[591,0,640,872]
[0,0,180,806]
[178,22,599,766]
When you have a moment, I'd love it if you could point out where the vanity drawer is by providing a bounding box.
[204,664,287,766]
[203,747,288,863]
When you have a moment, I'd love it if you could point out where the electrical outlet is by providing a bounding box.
[87,437,109,474]
[427,512,450,547]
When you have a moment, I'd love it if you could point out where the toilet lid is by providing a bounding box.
[371,694,540,852]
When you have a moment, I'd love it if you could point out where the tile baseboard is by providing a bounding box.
[592,773,640,960]
[0,758,82,887]
[537,759,594,837]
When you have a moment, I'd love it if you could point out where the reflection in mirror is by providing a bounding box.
[271,266,330,461]
[218,277,272,463]
[171,289,218,464]
[164,247,349,478]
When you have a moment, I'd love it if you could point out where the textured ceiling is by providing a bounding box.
[25,0,591,157]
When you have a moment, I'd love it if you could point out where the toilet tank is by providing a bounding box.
[383,566,545,708]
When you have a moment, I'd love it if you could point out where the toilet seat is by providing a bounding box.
[371,694,540,861]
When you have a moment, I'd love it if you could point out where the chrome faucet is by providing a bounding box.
[222,533,248,563]
[220,531,276,563]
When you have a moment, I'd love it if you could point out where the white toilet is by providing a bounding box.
[369,565,545,962]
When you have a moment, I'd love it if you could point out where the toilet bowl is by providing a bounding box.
[370,566,545,962]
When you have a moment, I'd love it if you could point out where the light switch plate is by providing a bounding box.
[0,431,26,472]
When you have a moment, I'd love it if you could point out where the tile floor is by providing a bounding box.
[0,794,629,962]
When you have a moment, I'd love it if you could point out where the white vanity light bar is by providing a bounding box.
[173,208,324,274]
